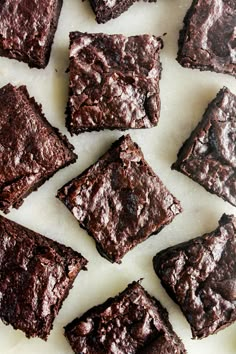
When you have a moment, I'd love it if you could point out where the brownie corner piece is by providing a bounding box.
[65,281,186,353]
[0,83,77,213]
[177,0,236,77]
[153,213,236,339]
[89,0,136,23]
[66,31,163,134]
[0,215,87,340]
[0,0,63,68]
[57,134,182,263]
[172,86,236,206]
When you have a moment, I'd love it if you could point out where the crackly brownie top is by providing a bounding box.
[67,32,163,134]
[172,87,236,206]
[177,0,236,76]
[154,214,236,339]
[57,135,182,263]
[0,215,87,340]
[0,0,59,66]
[89,0,136,24]
[65,281,186,354]
[0,84,76,213]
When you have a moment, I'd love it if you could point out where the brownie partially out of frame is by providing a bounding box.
[0,0,63,68]
[177,0,236,77]
[0,215,87,340]
[66,32,163,134]
[154,214,236,339]
[57,135,182,263]
[89,0,156,24]
[172,87,236,206]
[0,84,77,213]
[65,281,186,353]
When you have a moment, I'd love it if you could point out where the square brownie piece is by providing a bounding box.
[57,135,182,263]
[0,0,63,68]
[153,214,236,339]
[0,215,87,340]
[0,83,77,213]
[65,281,186,353]
[177,0,235,77]
[172,87,236,206]
[66,32,163,134]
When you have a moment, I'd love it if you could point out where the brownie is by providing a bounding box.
[89,0,156,24]
[0,83,77,213]
[153,214,236,339]
[0,0,63,68]
[0,215,87,340]
[177,0,236,77]
[65,281,186,353]
[57,135,182,263]
[172,87,236,206]
[66,32,163,134]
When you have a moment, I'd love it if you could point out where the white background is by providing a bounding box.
[1,0,236,353]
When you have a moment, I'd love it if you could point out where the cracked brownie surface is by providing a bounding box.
[172,87,236,206]
[57,135,182,263]
[65,281,186,354]
[66,32,163,134]
[0,215,87,340]
[153,214,236,339]
[0,84,77,213]
[177,0,236,77]
[0,0,63,68]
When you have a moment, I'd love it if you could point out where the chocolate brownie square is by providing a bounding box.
[89,0,136,24]
[66,32,163,134]
[0,83,77,213]
[177,0,236,77]
[172,87,236,206]
[0,215,87,340]
[0,0,63,68]
[153,214,236,339]
[57,135,182,263]
[65,281,186,353]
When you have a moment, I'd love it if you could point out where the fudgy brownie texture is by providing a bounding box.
[0,215,87,340]
[66,32,163,134]
[57,135,182,263]
[177,0,236,77]
[153,214,236,339]
[0,84,77,213]
[89,0,156,24]
[172,87,236,206]
[65,281,186,353]
[0,0,63,68]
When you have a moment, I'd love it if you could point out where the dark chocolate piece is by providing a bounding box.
[65,281,186,353]
[89,0,157,24]
[0,0,63,68]
[57,135,182,263]
[0,83,77,213]
[153,214,236,339]
[66,32,163,134]
[0,215,87,340]
[172,87,236,206]
[177,0,236,77]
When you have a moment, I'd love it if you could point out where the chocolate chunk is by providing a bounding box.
[66,32,163,134]
[57,135,182,263]
[177,0,236,77]
[65,281,186,353]
[153,214,236,339]
[0,215,87,340]
[0,83,77,213]
[172,87,236,206]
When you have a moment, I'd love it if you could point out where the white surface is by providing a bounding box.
[1,0,236,353]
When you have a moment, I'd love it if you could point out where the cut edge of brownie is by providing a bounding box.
[153,213,236,339]
[57,134,182,263]
[0,84,77,213]
[64,280,186,353]
[171,86,235,206]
